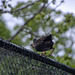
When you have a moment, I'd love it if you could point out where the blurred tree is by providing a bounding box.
[0,19,10,39]
[0,18,23,46]
[0,0,75,68]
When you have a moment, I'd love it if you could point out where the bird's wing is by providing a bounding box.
[36,34,53,43]
[36,36,47,43]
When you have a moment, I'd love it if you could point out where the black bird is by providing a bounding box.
[31,34,55,56]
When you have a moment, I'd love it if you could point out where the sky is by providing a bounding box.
[55,0,75,14]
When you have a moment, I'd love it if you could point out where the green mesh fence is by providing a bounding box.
[0,38,75,75]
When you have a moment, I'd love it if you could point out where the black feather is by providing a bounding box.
[43,34,52,42]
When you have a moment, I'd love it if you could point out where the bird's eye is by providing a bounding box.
[33,38,37,44]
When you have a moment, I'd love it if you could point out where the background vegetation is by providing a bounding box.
[0,0,75,68]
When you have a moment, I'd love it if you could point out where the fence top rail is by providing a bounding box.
[0,38,75,74]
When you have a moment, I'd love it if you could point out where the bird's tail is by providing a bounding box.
[43,34,53,42]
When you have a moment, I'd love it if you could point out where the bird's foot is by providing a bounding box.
[40,51,46,56]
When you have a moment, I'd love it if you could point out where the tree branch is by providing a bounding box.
[12,0,40,13]
[24,26,38,37]
[54,0,64,9]
[0,0,40,14]
[7,3,45,42]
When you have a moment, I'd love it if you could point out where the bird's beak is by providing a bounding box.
[31,44,35,48]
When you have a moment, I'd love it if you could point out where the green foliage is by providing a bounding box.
[0,19,10,39]
[40,0,48,3]
[11,35,23,46]
[13,3,25,12]
[52,0,56,4]
[2,0,7,8]
[0,19,23,46]
[55,55,75,68]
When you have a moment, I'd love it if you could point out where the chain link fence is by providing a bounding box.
[0,38,75,75]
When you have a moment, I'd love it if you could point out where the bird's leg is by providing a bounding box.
[43,50,46,55]
[49,48,55,56]
[40,51,46,56]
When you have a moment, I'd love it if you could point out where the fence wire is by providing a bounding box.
[0,39,75,75]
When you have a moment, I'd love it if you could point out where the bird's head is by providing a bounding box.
[31,44,35,48]
[31,38,37,48]
[33,38,37,44]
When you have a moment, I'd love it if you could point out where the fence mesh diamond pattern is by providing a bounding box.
[0,39,75,75]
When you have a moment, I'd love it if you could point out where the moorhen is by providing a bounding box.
[31,34,55,56]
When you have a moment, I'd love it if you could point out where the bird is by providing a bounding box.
[31,34,55,56]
